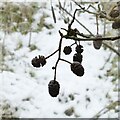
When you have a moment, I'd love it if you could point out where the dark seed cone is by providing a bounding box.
[63,46,72,55]
[31,57,40,68]
[73,53,83,63]
[112,20,120,29]
[31,55,46,68]
[93,40,102,50]
[93,35,102,50]
[39,55,46,67]
[75,45,83,53]
[48,80,60,97]
[109,9,119,18]
[71,62,84,76]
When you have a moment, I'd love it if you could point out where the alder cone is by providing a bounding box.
[93,40,102,50]
[109,9,119,18]
[71,62,84,76]
[112,20,120,29]
[31,57,40,67]
[63,46,72,55]
[31,55,46,68]
[75,45,83,53]
[48,80,60,97]
[73,53,83,63]
[93,35,102,50]
[39,55,46,67]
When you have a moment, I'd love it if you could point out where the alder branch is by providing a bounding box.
[59,5,120,56]
[72,0,97,15]
[60,58,72,64]
[72,0,119,22]
[60,1,120,61]
[53,31,63,81]
[68,8,80,29]
[32,1,120,98]
[63,35,120,41]
[62,34,120,56]
[59,4,93,35]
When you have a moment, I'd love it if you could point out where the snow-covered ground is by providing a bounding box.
[0,1,118,118]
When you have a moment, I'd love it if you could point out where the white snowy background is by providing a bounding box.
[0,0,119,118]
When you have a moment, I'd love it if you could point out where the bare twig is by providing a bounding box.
[63,35,120,41]
[92,101,120,118]
[45,49,59,59]
[28,28,32,47]
[103,41,120,56]
[59,5,94,35]
[60,58,72,64]
[68,9,80,29]
[51,6,56,23]
[100,52,112,70]
[96,14,99,35]
[53,31,63,81]
[72,0,118,22]
[72,0,97,15]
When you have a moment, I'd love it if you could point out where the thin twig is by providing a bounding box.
[60,5,94,35]
[53,31,63,81]
[60,58,72,64]
[51,5,56,23]
[92,101,120,118]
[72,0,118,22]
[63,35,120,56]
[28,28,32,47]
[103,19,106,37]
[100,52,112,70]
[70,42,76,47]
[68,9,80,29]
[53,59,59,81]
[96,14,99,35]
[103,42,120,56]
[72,0,97,15]
[63,35,120,41]
[45,49,59,59]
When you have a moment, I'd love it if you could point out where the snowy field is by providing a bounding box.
[0,1,119,118]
